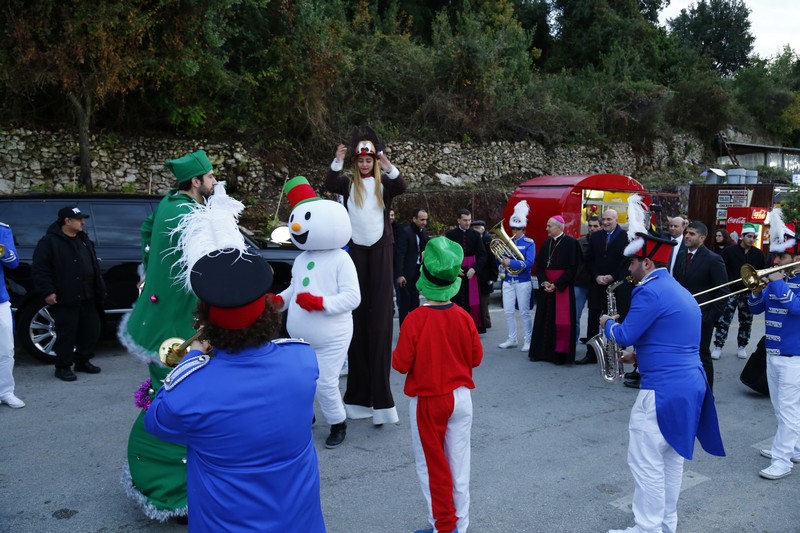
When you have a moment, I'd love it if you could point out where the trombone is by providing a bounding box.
[695,261,800,307]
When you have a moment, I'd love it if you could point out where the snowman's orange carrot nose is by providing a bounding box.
[292,222,301,232]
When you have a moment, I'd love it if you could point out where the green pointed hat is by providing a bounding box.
[741,223,757,235]
[165,150,213,183]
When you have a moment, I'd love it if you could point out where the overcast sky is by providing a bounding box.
[659,0,799,59]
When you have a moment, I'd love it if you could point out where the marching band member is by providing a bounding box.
[749,209,800,480]
[603,196,725,533]
[145,248,325,531]
[495,201,535,352]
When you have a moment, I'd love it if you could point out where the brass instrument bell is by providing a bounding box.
[695,260,800,307]
[159,331,204,367]
[489,221,525,275]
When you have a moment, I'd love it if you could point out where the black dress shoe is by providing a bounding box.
[74,361,101,374]
[575,356,597,365]
[55,367,77,381]
[623,380,641,389]
[624,370,640,380]
[174,515,189,525]
[325,422,347,449]
[579,337,588,344]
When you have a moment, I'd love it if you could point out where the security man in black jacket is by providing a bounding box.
[32,207,106,381]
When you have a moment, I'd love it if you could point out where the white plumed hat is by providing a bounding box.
[169,181,247,291]
[509,200,530,228]
[768,208,797,253]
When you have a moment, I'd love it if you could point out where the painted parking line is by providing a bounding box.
[609,470,711,513]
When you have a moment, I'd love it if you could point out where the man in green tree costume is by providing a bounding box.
[119,149,217,521]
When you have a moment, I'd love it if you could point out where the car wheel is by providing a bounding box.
[16,304,58,364]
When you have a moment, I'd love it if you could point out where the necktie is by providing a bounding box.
[685,252,693,274]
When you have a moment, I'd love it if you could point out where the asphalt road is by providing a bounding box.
[1,295,798,533]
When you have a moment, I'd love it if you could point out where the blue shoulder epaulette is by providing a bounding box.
[163,353,211,391]
[272,338,310,346]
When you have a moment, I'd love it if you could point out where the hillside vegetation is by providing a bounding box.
[1,0,798,192]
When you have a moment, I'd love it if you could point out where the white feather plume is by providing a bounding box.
[169,181,247,291]
[768,207,796,253]
[623,194,646,256]
[509,200,530,227]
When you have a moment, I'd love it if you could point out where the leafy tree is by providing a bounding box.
[0,1,262,189]
[665,75,731,140]
[425,0,533,139]
[1,2,157,190]
[547,0,670,80]
[668,0,754,76]
[512,0,553,67]
[732,49,800,144]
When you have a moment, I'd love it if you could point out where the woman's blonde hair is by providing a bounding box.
[349,157,385,210]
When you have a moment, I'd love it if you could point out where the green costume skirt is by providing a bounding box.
[124,364,188,520]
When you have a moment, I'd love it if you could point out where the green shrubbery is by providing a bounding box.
[0,0,798,160]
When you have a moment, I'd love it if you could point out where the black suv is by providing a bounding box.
[1,194,299,363]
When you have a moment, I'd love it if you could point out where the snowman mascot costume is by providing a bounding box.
[273,176,361,448]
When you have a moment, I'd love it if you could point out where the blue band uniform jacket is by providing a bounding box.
[604,269,725,460]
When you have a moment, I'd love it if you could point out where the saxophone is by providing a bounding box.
[587,278,629,383]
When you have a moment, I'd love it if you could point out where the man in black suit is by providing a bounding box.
[666,216,688,275]
[672,221,729,390]
[394,208,429,325]
[577,209,632,365]
[445,209,488,333]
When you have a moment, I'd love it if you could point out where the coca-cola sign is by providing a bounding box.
[727,216,746,224]
[751,208,767,220]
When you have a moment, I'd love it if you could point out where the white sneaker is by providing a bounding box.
[760,463,792,480]
[521,341,530,352]
[760,449,800,463]
[0,393,25,409]
[498,339,518,349]
[737,347,747,359]
[711,347,722,360]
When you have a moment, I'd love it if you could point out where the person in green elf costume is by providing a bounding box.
[118,149,217,521]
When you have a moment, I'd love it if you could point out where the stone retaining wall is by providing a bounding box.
[0,127,705,197]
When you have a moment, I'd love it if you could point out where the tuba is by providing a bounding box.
[0,243,5,258]
[489,221,525,275]
[586,278,629,383]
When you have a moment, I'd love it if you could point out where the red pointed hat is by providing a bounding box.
[284,176,320,208]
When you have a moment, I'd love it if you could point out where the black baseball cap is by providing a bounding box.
[57,206,90,221]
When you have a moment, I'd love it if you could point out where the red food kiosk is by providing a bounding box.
[725,206,769,249]
[503,174,651,249]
